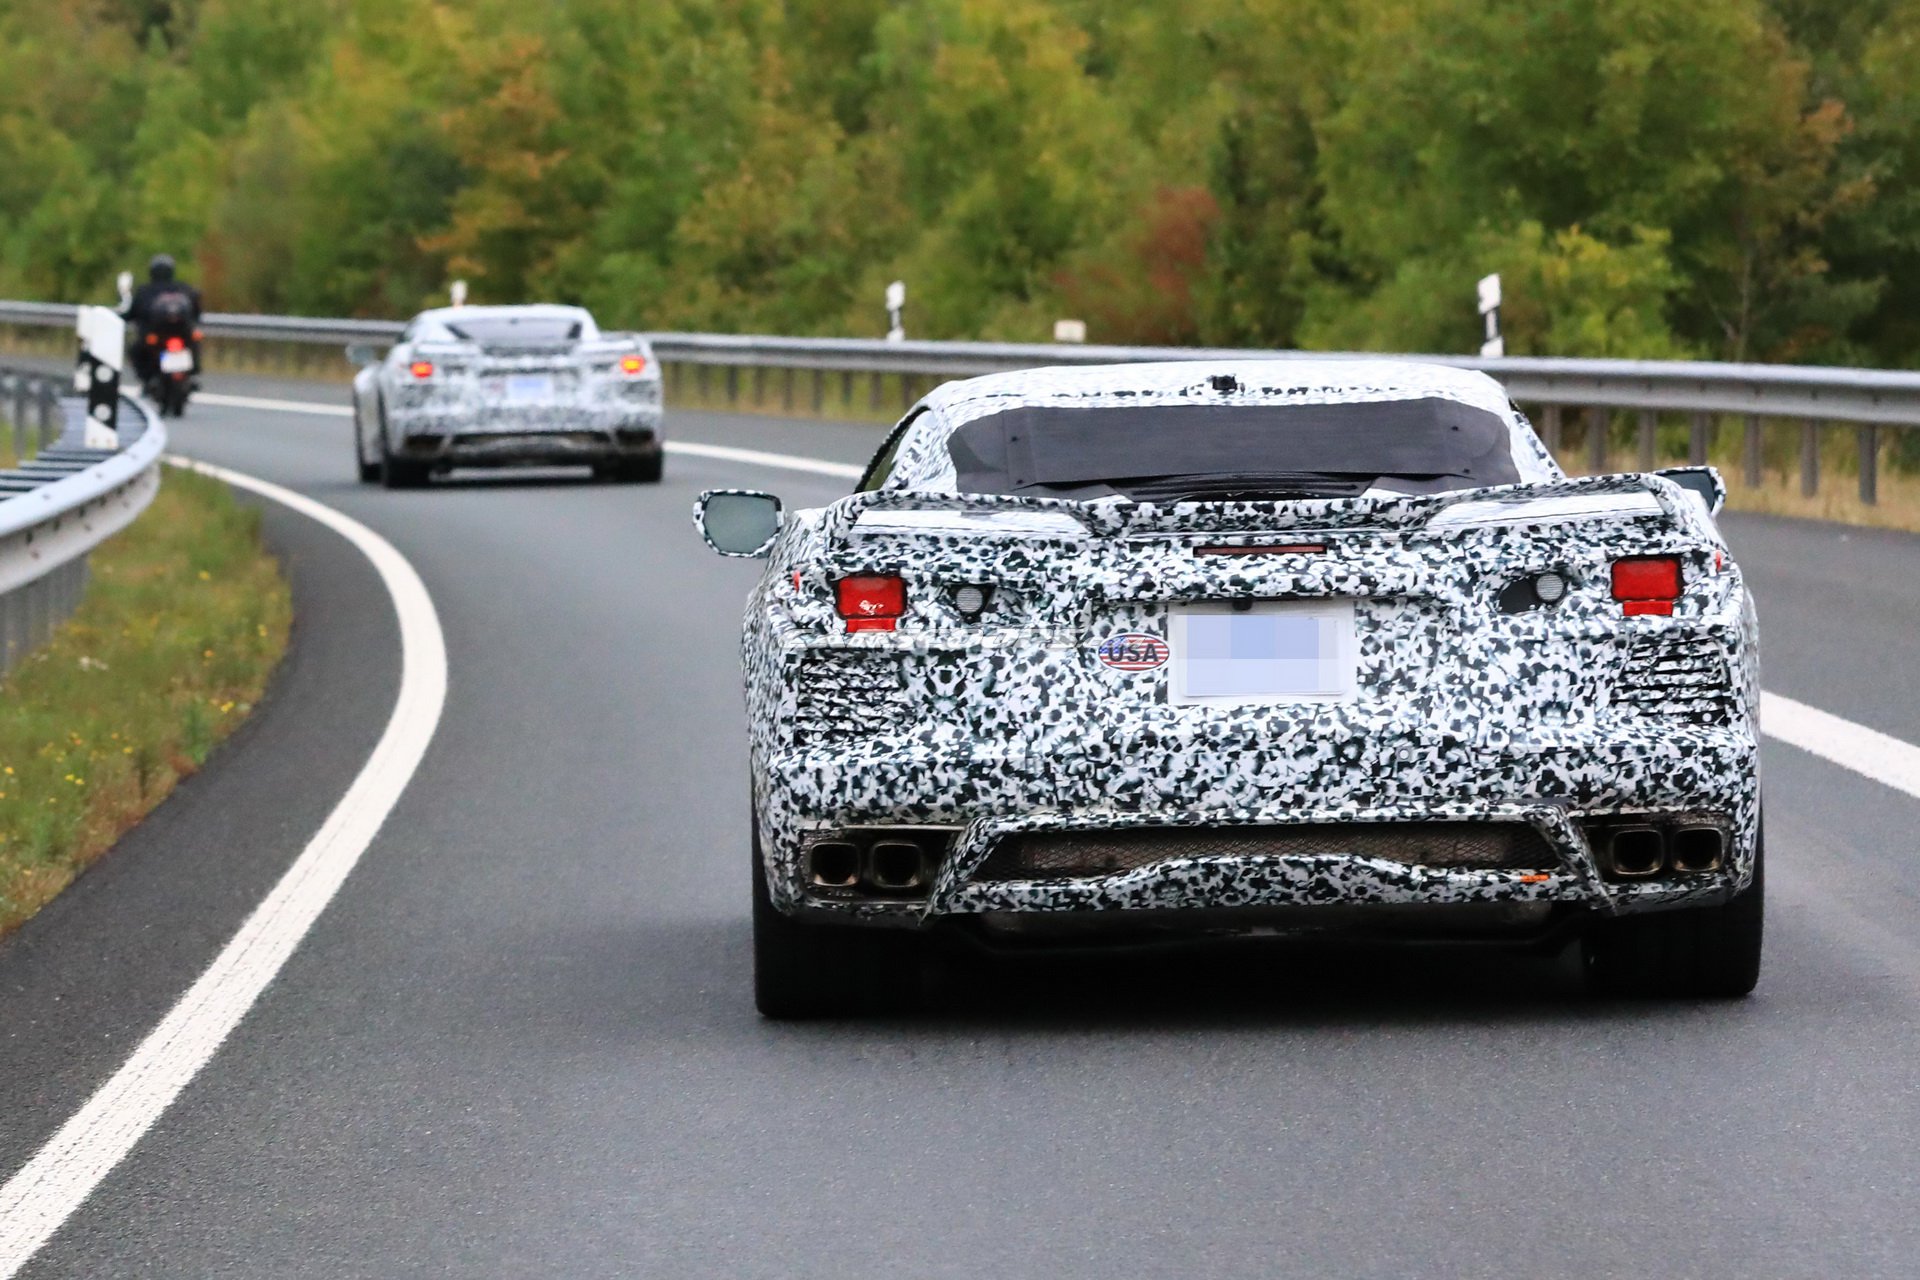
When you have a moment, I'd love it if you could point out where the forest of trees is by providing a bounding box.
[3,0,1919,366]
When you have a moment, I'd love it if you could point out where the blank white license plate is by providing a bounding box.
[1169,600,1357,705]
[158,349,194,374]
[505,374,554,402]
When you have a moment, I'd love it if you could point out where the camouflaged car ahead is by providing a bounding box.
[349,304,663,487]
[697,360,1762,1018]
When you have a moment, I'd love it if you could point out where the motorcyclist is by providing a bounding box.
[123,254,203,384]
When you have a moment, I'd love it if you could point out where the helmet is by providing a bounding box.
[148,254,176,284]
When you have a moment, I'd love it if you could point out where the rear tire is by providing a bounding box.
[596,451,664,484]
[1584,830,1763,999]
[380,435,431,490]
[355,413,381,483]
[752,809,921,1019]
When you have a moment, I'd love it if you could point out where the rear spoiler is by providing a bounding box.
[819,471,1713,548]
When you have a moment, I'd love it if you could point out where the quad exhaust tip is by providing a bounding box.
[1669,825,1725,874]
[1606,826,1666,878]
[806,841,861,889]
[867,841,930,892]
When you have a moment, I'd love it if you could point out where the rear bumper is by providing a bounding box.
[754,723,1760,928]
[390,404,662,467]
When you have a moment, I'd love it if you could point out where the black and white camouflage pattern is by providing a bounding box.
[710,360,1759,936]
[352,304,663,471]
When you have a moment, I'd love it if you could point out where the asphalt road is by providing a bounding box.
[2,374,1918,1277]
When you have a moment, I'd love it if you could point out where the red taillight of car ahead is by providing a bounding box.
[836,575,906,633]
[619,354,647,375]
[1611,556,1682,617]
[409,361,434,379]
[164,336,185,352]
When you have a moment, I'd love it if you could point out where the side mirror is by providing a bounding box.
[1654,466,1726,517]
[694,489,783,557]
[345,343,387,368]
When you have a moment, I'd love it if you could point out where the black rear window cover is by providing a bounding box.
[946,398,1520,496]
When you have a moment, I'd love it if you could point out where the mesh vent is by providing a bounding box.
[1615,634,1735,723]
[976,822,1557,881]
[792,650,910,744]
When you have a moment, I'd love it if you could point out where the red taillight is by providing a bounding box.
[836,575,906,632]
[619,354,647,375]
[1611,556,1682,616]
[145,333,158,345]
[164,336,185,352]
[192,329,203,342]
[409,361,434,379]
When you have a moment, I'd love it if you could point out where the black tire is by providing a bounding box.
[380,436,431,490]
[1584,830,1763,999]
[354,412,381,482]
[596,451,664,484]
[161,378,188,417]
[752,810,921,1019]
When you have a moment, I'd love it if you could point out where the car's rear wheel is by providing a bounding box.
[1584,829,1763,999]
[380,435,431,490]
[752,810,921,1019]
[595,452,664,484]
[354,419,381,483]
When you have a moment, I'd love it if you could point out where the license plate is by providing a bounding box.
[1168,600,1356,705]
[505,374,554,402]
[158,349,194,374]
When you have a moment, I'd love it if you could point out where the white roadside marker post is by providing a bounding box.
[1477,272,1504,359]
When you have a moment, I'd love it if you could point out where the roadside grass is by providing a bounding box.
[0,463,291,937]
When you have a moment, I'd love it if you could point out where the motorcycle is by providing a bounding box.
[140,291,199,417]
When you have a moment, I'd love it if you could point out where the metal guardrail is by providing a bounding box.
[3,298,1916,502]
[0,365,165,673]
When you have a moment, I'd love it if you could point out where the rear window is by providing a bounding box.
[442,315,587,345]
[946,398,1519,500]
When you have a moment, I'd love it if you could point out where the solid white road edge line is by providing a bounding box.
[195,391,1920,801]
[1760,692,1920,803]
[0,457,449,1278]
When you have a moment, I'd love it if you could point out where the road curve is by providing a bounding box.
[2,373,1918,1278]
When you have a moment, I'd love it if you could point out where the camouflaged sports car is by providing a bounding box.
[696,359,1762,1017]
[349,304,663,487]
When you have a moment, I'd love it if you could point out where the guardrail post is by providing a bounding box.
[868,372,881,414]
[1637,410,1656,471]
[1801,419,1820,497]
[7,376,23,457]
[1743,415,1763,488]
[752,365,765,407]
[696,364,710,403]
[1586,406,1607,474]
[1858,424,1878,505]
[841,370,854,412]
[782,367,794,413]
[37,380,58,448]
[725,366,738,406]
[1540,404,1562,456]
[1689,413,1710,466]
[812,369,824,415]
[902,374,919,413]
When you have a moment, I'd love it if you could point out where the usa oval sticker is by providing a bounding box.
[1097,632,1170,672]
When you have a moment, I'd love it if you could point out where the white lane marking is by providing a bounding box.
[1762,692,1920,802]
[667,440,860,480]
[0,458,448,1276]
[197,391,352,417]
[195,392,865,479]
[190,390,1920,804]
